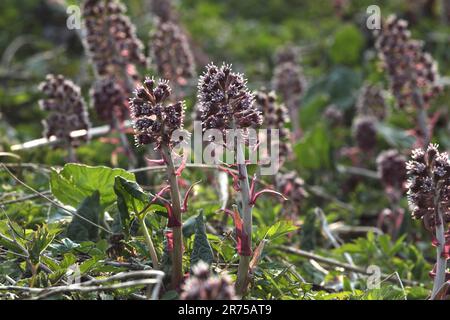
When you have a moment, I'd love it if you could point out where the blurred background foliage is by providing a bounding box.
[0,0,450,299]
[1,0,450,143]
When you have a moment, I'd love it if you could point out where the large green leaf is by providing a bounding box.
[50,164,135,210]
[66,191,101,242]
[190,212,214,267]
[113,176,148,236]
[264,220,298,241]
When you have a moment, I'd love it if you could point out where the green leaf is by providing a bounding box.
[66,191,101,242]
[79,257,100,274]
[182,215,197,238]
[113,177,148,236]
[50,164,136,210]
[27,225,57,266]
[49,238,80,254]
[265,220,298,241]
[190,212,214,267]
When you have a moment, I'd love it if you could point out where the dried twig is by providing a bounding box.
[0,270,165,300]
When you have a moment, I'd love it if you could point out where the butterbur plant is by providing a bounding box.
[39,74,91,162]
[180,261,237,300]
[375,15,442,145]
[352,116,377,153]
[150,20,195,89]
[82,0,147,167]
[90,77,128,124]
[130,77,186,288]
[197,63,264,294]
[82,0,147,81]
[377,149,407,199]
[255,90,292,164]
[356,84,387,121]
[376,150,407,237]
[272,46,306,137]
[407,144,450,298]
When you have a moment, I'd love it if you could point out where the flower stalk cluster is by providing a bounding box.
[377,149,407,192]
[352,116,377,153]
[181,261,237,300]
[151,20,195,88]
[356,84,387,120]
[130,77,186,289]
[198,63,262,132]
[82,0,147,168]
[150,0,176,22]
[323,104,343,127]
[255,90,291,164]
[197,63,261,295]
[272,46,306,137]
[82,0,147,80]
[90,77,128,123]
[130,77,185,147]
[39,74,91,161]
[375,15,441,145]
[407,144,450,298]
[376,149,407,238]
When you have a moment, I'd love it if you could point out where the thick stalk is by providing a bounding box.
[431,190,446,299]
[161,144,184,289]
[139,216,159,269]
[235,141,253,295]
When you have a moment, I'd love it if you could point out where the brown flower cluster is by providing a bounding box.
[352,116,377,152]
[375,15,441,109]
[376,149,407,190]
[130,77,185,147]
[82,0,147,78]
[356,84,387,120]
[255,90,292,162]
[151,20,195,86]
[82,0,147,125]
[39,75,90,147]
[323,104,343,127]
[272,46,306,116]
[181,261,237,300]
[407,144,450,231]
[197,63,262,132]
[90,77,128,123]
